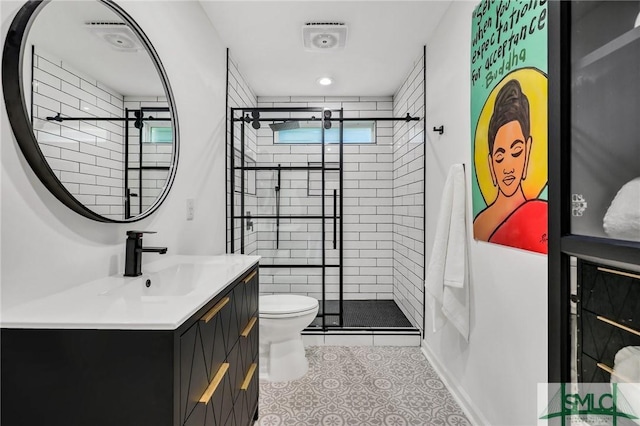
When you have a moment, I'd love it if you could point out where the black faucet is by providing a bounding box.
[124,231,168,277]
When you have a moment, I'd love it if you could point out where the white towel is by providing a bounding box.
[603,177,640,242]
[425,164,469,340]
[611,346,640,425]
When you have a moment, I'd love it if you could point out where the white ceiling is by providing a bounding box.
[27,0,164,98]
[200,1,452,97]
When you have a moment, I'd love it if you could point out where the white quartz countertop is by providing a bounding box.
[1,255,260,330]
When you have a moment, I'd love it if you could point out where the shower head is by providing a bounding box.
[269,121,300,132]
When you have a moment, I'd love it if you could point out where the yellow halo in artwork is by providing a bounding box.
[473,68,548,206]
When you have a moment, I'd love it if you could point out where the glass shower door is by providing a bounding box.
[229,107,344,329]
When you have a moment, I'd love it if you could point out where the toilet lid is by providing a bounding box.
[259,294,318,316]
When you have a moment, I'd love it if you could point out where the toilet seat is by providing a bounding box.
[259,294,318,319]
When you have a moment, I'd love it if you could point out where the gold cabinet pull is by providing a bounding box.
[597,362,634,383]
[241,317,257,338]
[201,297,230,323]
[243,270,257,284]
[596,315,640,337]
[597,267,640,280]
[199,363,229,404]
[240,363,257,391]
[597,362,614,375]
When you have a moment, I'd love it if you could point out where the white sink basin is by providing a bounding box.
[100,263,213,298]
[1,254,261,330]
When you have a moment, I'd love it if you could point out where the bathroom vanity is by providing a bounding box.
[0,255,260,426]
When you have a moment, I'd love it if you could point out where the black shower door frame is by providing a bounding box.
[123,106,172,219]
[229,107,345,330]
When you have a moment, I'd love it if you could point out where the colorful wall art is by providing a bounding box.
[471,0,549,254]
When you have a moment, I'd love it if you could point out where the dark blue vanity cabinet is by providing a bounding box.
[0,266,259,426]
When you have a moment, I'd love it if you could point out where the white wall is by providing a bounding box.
[1,1,228,309]
[422,2,548,425]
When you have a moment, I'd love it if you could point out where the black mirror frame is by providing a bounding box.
[2,0,179,223]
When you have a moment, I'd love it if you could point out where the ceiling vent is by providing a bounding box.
[302,22,347,51]
[85,22,144,52]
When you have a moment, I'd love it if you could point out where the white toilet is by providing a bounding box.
[258,294,319,382]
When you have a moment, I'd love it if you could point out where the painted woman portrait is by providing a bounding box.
[473,72,548,254]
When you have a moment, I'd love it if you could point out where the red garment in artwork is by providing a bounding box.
[489,199,548,254]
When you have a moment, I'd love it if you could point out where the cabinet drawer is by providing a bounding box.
[580,261,640,326]
[201,297,234,375]
[244,268,259,317]
[227,317,257,407]
[227,342,244,405]
[183,363,233,426]
[230,268,258,343]
[580,310,640,369]
[180,322,209,424]
[180,264,259,426]
[181,296,232,424]
[239,316,258,370]
[580,352,611,383]
[231,361,258,426]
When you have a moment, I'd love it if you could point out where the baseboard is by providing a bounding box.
[420,342,490,426]
[301,328,421,347]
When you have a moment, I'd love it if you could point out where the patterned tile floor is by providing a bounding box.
[257,346,471,426]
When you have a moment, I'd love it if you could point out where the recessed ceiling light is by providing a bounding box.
[318,77,333,86]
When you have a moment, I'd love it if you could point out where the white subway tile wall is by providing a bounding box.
[32,48,125,220]
[31,48,173,220]
[255,96,395,301]
[393,53,425,331]
[124,97,171,215]
[227,55,258,255]
[225,54,426,324]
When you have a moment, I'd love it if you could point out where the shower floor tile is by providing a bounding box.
[309,299,413,328]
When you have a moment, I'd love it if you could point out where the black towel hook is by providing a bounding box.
[433,125,444,135]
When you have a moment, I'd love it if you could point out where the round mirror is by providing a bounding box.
[3,0,179,222]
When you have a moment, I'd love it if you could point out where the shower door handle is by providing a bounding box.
[333,190,337,249]
[125,188,138,219]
